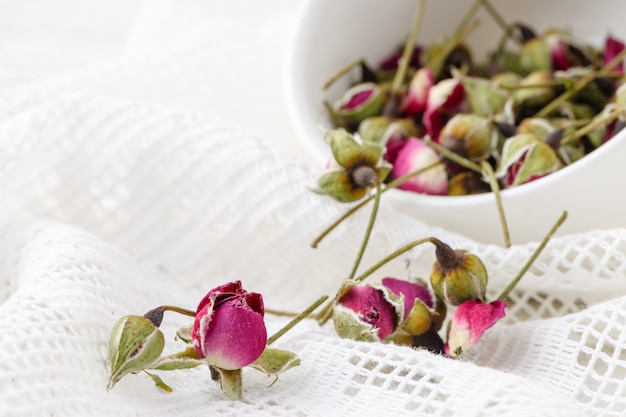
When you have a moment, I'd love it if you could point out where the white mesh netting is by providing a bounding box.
[1,2,626,417]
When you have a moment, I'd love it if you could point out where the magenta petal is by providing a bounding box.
[192,281,267,369]
[604,35,625,73]
[424,78,465,138]
[392,138,448,195]
[402,68,434,115]
[193,298,267,370]
[339,285,397,340]
[551,40,571,71]
[341,89,374,110]
[382,277,434,317]
[445,300,506,356]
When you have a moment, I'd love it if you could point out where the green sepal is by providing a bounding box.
[108,315,165,389]
[520,38,551,72]
[403,299,433,337]
[175,323,193,344]
[151,347,203,371]
[144,370,173,392]
[250,348,300,376]
[456,70,509,117]
[327,129,383,169]
[317,170,367,203]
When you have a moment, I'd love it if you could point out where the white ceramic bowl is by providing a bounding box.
[284,0,626,245]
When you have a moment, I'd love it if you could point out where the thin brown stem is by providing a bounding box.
[424,136,482,173]
[322,58,364,91]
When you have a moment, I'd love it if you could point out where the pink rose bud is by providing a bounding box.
[495,133,562,187]
[402,67,435,115]
[378,46,422,74]
[333,82,386,127]
[439,114,495,162]
[192,281,267,370]
[392,137,448,195]
[445,300,506,357]
[333,283,400,342]
[423,78,465,139]
[604,35,625,73]
[382,277,439,337]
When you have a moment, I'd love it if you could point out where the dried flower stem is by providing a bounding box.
[322,58,364,91]
[560,107,624,147]
[311,161,442,248]
[429,19,480,77]
[481,0,513,39]
[353,237,434,283]
[160,305,196,317]
[390,0,426,95]
[536,49,626,118]
[497,211,568,301]
[481,160,511,247]
[348,183,382,280]
[267,295,328,345]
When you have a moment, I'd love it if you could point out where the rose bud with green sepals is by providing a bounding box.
[381,277,438,336]
[333,282,401,342]
[512,70,557,120]
[402,67,435,116]
[448,171,491,196]
[456,72,509,117]
[191,281,266,371]
[357,116,392,145]
[392,137,448,195]
[377,118,421,165]
[604,35,625,73]
[495,133,563,187]
[445,300,506,358]
[439,114,496,163]
[316,129,391,202]
[333,82,386,128]
[429,238,488,306]
[108,315,165,389]
[423,77,465,140]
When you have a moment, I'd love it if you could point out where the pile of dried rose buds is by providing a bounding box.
[332,238,506,357]
[324,23,626,196]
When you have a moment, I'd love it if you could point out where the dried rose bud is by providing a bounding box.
[439,114,495,162]
[192,281,266,370]
[358,116,392,145]
[445,300,506,358]
[402,67,435,115]
[333,282,401,342]
[457,73,509,117]
[316,129,391,202]
[448,171,491,196]
[108,315,165,389]
[392,137,448,195]
[517,117,556,140]
[423,77,465,139]
[520,37,551,72]
[333,82,386,127]
[512,70,557,115]
[382,277,439,337]
[380,119,421,165]
[604,35,625,73]
[495,133,563,187]
[429,238,488,306]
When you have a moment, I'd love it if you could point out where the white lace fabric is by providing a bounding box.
[1,2,626,417]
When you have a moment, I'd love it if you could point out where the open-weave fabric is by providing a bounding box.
[2,2,626,417]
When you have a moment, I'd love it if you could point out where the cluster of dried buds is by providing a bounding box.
[332,238,506,357]
[322,22,626,198]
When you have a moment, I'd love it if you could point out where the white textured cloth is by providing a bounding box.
[1,2,626,417]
